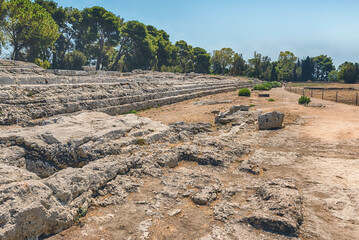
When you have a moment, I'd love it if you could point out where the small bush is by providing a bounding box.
[254,84,271,91]
[238,88,251,97]
[75,207,87,222]
[262,83,273,89]
[26,90,39,97]
[130,110,138,114]
[122,110,138,115]
[268,82,276,88]
[268,99,276,102]
[268,81,282,88]
[298,96,311,105]
[42,60,51,69]
[34,58,51,69]
[249,104,256,107]
[64,50,87,70]
[160,65,183,73]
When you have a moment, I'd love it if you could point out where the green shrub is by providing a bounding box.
[254,84,271,91]
[34,58,42,67]
[249,104,256,107]
[298,96,311,105]
[268,99,276,102]
[26,90,39,97]
[42,60,51,69]
[262,83,273,89]
[64,50,87,70]
[160,65,183,73]
[74,207,87,222]
[268,81,282,88]
[122,110,138,115]
[238,88,251,97]
[34,58,51,69]
[268,82,275,88]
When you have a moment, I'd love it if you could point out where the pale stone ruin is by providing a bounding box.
[0,60,357,239]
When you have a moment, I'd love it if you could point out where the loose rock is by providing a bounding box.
[258,111,284,130]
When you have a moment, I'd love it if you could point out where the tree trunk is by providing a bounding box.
[52,52,57,69]
[13,42,19,60]
[96,34,105,71]
[109,45,124,71]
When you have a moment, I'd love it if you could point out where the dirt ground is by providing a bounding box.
[286,83,359,106]
[288,82,359,88]
[137,88,359,142]
[47,87,359,240]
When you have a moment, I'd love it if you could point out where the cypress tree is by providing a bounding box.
[301,56,314,81]
[270,63,278,82]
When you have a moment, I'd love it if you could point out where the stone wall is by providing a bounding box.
[0,60,261,125]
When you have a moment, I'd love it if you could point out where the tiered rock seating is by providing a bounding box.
[0,61,261,125]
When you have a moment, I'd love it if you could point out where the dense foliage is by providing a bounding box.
[254,84,271,91]
[298,96,311,105]
[238,88,251,97]
[338,62,359,84]
[0,0,356,83]
[1,0,59,61]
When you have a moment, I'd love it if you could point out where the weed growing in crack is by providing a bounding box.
[135,138,146,145]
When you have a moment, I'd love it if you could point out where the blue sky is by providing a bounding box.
[55,0,359,67]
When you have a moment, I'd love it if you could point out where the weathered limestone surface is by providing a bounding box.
[215,106,261,126]
[241,178,303,237]
[0,112,170,177]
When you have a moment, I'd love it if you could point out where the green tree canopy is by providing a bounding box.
[146,25,174,71]
[174,40,194,72]
[230,53,246,76]
[2,0,59,60]
[110,20,156,71]
[0,0,5,53]
[338,62,358,84]
[193,47,210,73]
[81,7,121,70]
[211,48,235,74]
[35,0,74,68]
[311,55,335,81]
[246,52,271,80]
[328,70,339,82]
[276,51,298,81]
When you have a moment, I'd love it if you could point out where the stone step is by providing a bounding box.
[0,82,237,104]
[98,86,243,116]
[0,75,258,125]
